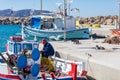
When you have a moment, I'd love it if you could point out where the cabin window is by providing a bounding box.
[23,43,32,50]
[9,43,13,52]
[14,44,21,54]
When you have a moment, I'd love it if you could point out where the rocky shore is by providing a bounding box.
[0,15,118,26]
[0,17,31,25]
[78,15,118,26]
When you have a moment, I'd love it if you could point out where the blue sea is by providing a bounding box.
[0,25,49,52]
[0,25,21,52]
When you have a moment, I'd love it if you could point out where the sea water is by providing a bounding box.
[0,25,21,52]
[0,24,55,52]
[0,25,49,52]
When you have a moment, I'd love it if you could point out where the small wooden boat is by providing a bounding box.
[0,36,87,80]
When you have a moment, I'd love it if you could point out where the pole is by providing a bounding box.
[64,0,67,41]
[119,0,120,29]
[40,0,42,15]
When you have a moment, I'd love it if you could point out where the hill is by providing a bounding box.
[0,9,51,17]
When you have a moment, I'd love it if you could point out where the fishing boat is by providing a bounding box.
[24,0,90,40]
[0,36,87,80]
[24,16,90,40]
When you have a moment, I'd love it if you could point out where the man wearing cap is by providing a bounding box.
[40,39,54,58]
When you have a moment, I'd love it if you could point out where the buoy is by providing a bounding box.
[31,64,40,77]
[17,55,27,69]
[31,48,40,61]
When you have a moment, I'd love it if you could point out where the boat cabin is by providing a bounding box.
[31,15,76,30]
[6,36,39,55]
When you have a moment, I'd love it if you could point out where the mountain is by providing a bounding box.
[0,9,51,17]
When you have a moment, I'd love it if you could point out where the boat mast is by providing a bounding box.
[64,0,67,41]
[40,0,42,15]
[119,0,120,29]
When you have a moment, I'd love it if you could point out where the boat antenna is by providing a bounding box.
[40,0,42,15]
[30,9,34,17]
[10,7,14,16]
[10,7,14,24]
[64,0,67,41]
[56,2,63,12]
[118,0,120,29]
[67,0,73,16]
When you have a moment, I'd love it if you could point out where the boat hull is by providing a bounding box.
[24,27,90,40]
[0,73,21,80]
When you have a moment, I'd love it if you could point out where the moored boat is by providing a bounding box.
[24,16,90,40]
[0,36,87,80]
[24,0,89,41]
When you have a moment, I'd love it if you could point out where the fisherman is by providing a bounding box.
[40,39,55,58]
[40,39,55,72]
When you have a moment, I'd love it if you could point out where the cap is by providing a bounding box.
[41,39,47,44]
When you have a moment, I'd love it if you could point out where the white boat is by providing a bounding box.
[0,36,87,80]
[24,15,90,40]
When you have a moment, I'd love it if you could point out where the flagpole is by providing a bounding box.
[64,0,67,41]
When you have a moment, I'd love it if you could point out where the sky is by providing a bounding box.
[0,0,119,17]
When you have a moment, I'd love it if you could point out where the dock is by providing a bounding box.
[45,39,120,80]
[38,25,120,80]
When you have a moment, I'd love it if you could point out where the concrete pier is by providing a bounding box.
[43,39,120,80]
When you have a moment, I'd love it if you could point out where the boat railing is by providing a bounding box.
[51,56,86,76]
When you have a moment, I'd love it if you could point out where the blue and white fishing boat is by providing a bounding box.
[25,0,89,40]
[24,0,89,40]
[0,26,87,80]
[24,15,89,40]
[0,36,87,80]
